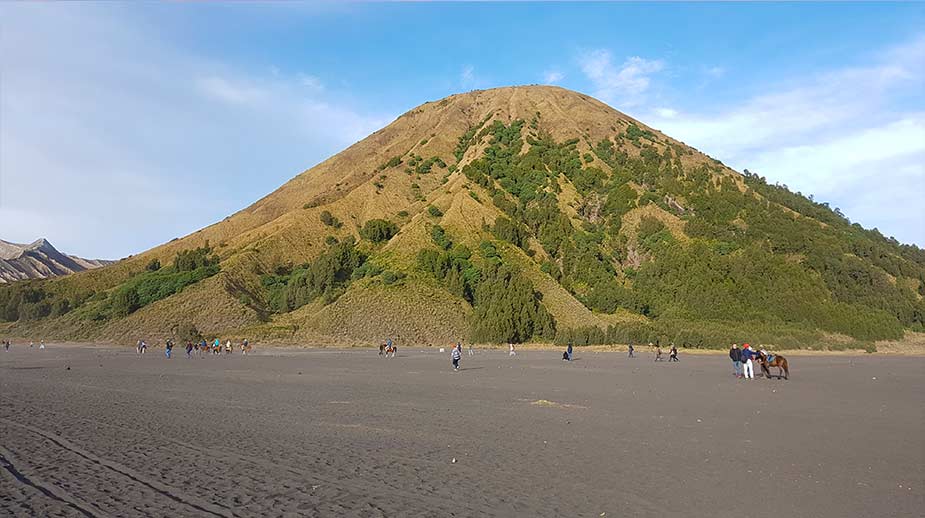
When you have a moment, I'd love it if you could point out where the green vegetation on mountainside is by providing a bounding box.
[2,86,922,349]
[0,245,220,323]
[416,225,555,343]
[456,117,923,345]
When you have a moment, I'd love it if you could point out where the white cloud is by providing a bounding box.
[705,66,725,78]
[0,5,391,259]
[543,70,564,84]
[578,50,664,106]
[655,107,678,119]
[298,74,324,91]
[644,36,925,245]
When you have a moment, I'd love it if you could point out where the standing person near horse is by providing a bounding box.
[567,342,573,361]
[451,343,461,371]
[729,343,742,378]
[741,343,755,379]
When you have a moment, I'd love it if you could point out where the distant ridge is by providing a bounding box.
[0,238,111,283]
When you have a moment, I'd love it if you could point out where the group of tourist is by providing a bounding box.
[2,340,45,351]
[136,338,251,358]
[651,343,680,362]
[728,343,774,379]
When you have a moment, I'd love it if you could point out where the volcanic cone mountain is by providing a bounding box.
[4,86,923,348]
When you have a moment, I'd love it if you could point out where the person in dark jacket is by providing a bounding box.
[741,343,755,379]
[729,343,742,378]
[566,342,573,361]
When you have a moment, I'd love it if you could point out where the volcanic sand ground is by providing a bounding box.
[1,345,922,517]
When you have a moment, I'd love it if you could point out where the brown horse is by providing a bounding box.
[756,351,790,380]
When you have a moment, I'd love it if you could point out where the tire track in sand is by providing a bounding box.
[1,417,234,518]
[0,445,101,517]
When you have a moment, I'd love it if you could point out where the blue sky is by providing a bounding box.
[1,2,923,258]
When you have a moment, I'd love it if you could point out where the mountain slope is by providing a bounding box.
[3,86,923,349]
[0,238,111,283]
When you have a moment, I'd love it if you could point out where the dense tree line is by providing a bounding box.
[416,226,555,343]
[262,237,367,312]
[107,246,220,318]
[453,118,923,343]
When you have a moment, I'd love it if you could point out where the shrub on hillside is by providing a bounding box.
[263,237,367,312]
[359,219,398,243]
[320,210,342,228]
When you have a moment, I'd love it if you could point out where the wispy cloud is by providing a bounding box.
[655,107,678,119]
[460,64,478,89]
[578,50,664,107]
[705,66,725,79]
[646,35,925,245]
[0,5,391,259]
[543,69,564,84]
[196,76,269,105]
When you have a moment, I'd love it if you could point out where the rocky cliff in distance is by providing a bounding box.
[0,238,112,283]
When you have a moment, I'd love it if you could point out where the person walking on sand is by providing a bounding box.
[741,343,755,379]
[669,344,679,362]
[509,343,516,357]
[729,343,742,378]
[451,343,462,371]
[186,340,194,359]
[628,342,635,358]
[468,343,474,356]
[165,339,173,359]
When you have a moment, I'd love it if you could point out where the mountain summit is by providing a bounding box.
[3,86,923,348]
